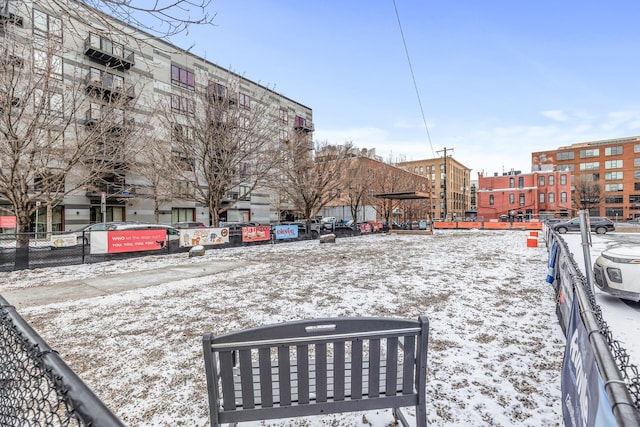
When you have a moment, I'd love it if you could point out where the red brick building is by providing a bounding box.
[477,171,572,221]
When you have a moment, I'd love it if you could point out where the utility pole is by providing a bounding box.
[436,147,453,220]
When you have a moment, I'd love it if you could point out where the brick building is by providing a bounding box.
[477,170,572,221]
[532,136,640,220]
[397,157,472,220]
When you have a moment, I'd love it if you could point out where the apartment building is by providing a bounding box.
[476,170,572,221]
[397,157,472,220]
[0,0,312,232]
[532,136,640,220]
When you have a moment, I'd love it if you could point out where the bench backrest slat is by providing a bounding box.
[217,350,237,412]
[296,345,310,404]
[368,338,381,398]
[334,341,346,401]
[277,346,292,405]
[239,349,254,409]
[258,348,273,407]
[385,337,399,397]
[351,339,364,399]
[402,336,416,394]
[315,343,328,402]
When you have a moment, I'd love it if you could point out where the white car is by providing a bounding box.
[593,244,640,302]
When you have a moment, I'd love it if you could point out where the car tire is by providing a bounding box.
[595,226,607,235]
[311,230,319,239]
[557,227,568,234]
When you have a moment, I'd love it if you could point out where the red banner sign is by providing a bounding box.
[242,225,271,242]
[0,216,17,228]
[107,230,167,253]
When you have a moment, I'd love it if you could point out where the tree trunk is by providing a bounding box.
[15,208,31,270]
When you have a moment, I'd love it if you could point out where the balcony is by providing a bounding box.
[294,116,314,133]
[0,12,23,27]
[85,106,135,131]
[86,186,135,200]
[85,70,135,101]
[84,34,134,71]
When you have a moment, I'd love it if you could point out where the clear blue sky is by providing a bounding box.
[167,0,640,177]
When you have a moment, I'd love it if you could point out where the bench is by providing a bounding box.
[202,316,429,426]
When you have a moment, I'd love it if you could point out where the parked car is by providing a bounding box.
[72,221,131,244]
[173,221,206,229]
[552,217,615,234]
[593,244,640,302]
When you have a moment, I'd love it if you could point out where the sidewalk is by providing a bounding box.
[2,260,239,309]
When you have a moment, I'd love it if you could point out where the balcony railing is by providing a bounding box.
[85,107,135,130]
[84,34,134,70]
[294,116,314,133]
[85,71,135,100]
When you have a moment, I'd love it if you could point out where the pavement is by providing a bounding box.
[2,260,239,309]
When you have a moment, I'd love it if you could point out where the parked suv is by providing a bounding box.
[553,217,615,234]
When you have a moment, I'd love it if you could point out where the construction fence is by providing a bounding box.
[545,226,640,426]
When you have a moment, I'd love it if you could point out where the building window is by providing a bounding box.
[539,193,545,203]
[557,151,575,161]
[561,192,567,203]
[34,90,63,117]
[548,175,554,186]
[548,192,555,203]
[489,195,494,205]
[605,208,623,217]
[580,148,599,158]
[171,94,194,115]
[279,108,288,124]
[171,208,195,223]
[279,129,288,141]
[518,177,524,189]
[604,160,623,169]
[604,171,623,180]
[560,174,567,185]
[538,176,545,186]
[171,65,195,89]
[509,193,515,204]
[419,166,424,174]
[605,183,624,192]
[605,196,623,204]
[630,195,640,204]
[519,194,525,206]
[509,177,515,188]
[635,170,640,180]
[33,49,63,80]
[580,162,599,171]
[239,93,250,110]
[635,144,640,153]
[33,9,62,40]
[605,146,623,156]
[634,158,640,167]
[539,154,547,162]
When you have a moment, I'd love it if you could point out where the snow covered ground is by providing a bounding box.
[560,232,640,370]
[3,230,565,426]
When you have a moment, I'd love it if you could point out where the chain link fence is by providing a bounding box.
[0,296,125,426]
[547,227,640,424]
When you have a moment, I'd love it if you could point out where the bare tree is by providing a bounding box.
[130,134,175,224]
[340,157,376,224]
[163,75,282,226]
[0,27,138,267]
[573,174,602,215]
[42,0,215,38]
[277,139,352,232]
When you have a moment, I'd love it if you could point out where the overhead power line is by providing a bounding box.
[392,0,435,158]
